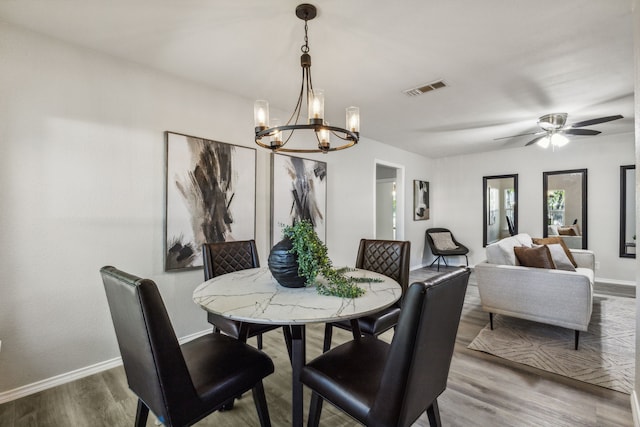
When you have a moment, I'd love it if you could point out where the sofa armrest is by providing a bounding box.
[569,249,595,271]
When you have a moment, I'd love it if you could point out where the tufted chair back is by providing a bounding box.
[202,240,260,280]
[355,239,410,294]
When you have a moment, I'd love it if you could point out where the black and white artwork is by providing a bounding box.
[271,154,327,246]
[165,132,256,271]
[413,180,429,220]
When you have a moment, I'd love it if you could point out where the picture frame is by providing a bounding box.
[165,131,256,271]
[413,180,429,221]
[271,153,327,247]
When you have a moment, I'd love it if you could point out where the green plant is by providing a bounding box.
[282,220,372,298]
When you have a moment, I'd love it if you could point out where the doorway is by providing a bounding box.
[375,161,405,240]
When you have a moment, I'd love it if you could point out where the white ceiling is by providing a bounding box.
[0,0,635,158]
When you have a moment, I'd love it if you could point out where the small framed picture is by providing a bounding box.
[413,180,429,221]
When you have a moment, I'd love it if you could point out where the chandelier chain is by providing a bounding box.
[301,20,310,53]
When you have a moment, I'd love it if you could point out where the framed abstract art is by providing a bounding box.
[165,131,256,271]
[413,180,429,221]
[270,153,327,246]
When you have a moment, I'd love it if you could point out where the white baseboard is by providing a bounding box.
[0,357,122,405]
[595,277,637,287]
[632,390,640,427]
[0,328,210,405]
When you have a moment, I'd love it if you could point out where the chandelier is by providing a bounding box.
[254,4,360,154]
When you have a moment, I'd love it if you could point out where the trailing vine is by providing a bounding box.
[282,220,378,298]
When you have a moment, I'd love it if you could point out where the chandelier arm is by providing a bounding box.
[330,130,356,142]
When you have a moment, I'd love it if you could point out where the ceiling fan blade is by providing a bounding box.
[563,129,601,136]
[570,115,623,128]
[493,131,541,141]
[525,135,547,146]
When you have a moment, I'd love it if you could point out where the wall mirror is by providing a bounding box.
[620,165,635,258]
[543,169,587,249]
[483,174,518,247]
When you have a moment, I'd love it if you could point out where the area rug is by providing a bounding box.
[468,294,635,394]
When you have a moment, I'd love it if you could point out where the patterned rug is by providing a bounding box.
[468,293,635,394]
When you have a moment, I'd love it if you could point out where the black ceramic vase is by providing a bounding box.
[268,237,307,288]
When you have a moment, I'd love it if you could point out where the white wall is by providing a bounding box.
[0,23,436,395]
[435,135,635,283]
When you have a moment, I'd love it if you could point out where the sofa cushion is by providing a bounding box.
[546,243,576,271]
[513,233,533,247]
[532,236,577,267]
[486,233,532,265]
[514,245,555,269]
[558,226,577,236]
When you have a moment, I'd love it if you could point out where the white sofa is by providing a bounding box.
[474,233,595,349]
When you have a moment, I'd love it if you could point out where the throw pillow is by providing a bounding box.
[514,245,556,269]
[531,236,578,268]
[429,232,458,250]
[546,243,576,271]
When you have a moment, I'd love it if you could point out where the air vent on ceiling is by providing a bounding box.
[403,80,448,97]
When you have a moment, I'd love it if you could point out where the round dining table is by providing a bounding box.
[192,267,402,427]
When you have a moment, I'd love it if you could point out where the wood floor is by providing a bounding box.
[0,267,634,426]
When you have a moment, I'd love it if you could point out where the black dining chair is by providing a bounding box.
[100,266,274,427]
[425,227,469,271]
[322,239,410,352]
[301,267,471,427]
[506,215,516,236]
[202,240,283,350]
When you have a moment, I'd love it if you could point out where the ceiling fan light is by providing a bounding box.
[551,133,569,147]
[537,136,550,148]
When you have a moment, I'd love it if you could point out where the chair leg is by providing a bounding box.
[322,323,333,353]
[464,255,469,266]
[575,330,580,350]
[257,333,263,350]
[283,326,293,362]
[489,313,494,330]
[252,381,272,427]
[135,399,149,427]
[426,399,442,427]
[437,256,441,271]
[307,392,324,427]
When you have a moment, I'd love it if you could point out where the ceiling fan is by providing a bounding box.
[497,113,623,148]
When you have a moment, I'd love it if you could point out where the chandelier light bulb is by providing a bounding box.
[318,127,330,150]
[346,107,360,133]
[308,89,324,124]
[270,118,283,148]
[254,100,269,130]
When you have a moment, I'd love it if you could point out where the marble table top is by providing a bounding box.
[192,267,402,325]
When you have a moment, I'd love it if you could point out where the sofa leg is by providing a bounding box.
[574,330,579,350]
[489,313,494,330]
